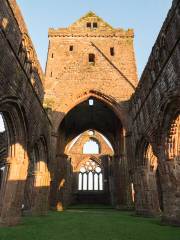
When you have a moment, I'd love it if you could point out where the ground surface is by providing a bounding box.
[1,206,180,240]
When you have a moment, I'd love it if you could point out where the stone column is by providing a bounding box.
[160,161,180,226]
[31,171,50,215]
[50,154,72,211]
[0,157,28,226]
[133,166,160,217]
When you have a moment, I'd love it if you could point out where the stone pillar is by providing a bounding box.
[133,166,160,217]
[0,157,28,226]
[160,161,180,226]
[31,171,50,215]
[112,154,129,209]
[50,154,72,211]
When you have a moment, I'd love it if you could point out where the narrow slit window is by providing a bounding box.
[110,47,114,56]
[89,54,95,64]
[50,72,53,77]
[69,45,73,51]
[93,22,98,28]
[51,53,54,58]
[87,22,91,28]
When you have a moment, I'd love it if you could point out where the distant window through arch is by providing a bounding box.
[78,160,103,191]
[89,99,94,106]
[83,139,100,154]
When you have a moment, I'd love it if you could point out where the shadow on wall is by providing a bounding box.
[0,102,51,226]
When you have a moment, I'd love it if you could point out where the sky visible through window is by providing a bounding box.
[16,0,172,78]
[0,114,5,133]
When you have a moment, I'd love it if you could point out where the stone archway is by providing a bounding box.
[49,96,130,210]
[133,140,160,216]
[0,100,29,226]
[24,137,51,215]
[159,106,180,225]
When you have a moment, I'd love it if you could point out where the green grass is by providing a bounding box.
[68,203,113,209]
[0,208,180,240]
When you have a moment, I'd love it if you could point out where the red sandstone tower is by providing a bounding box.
[44,12,138,209]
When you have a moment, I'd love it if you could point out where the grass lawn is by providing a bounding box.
[0,207,180,240]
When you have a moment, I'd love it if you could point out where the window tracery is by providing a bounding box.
[78,159,103,191]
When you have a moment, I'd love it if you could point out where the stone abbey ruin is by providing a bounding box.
[0,0,180,227]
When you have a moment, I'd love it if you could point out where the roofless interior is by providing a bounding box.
[59,97,122,147]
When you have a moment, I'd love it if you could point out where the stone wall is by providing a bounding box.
[45,12,138,130]
[45,12,138,211]
[0,0,51,225]
[129,0,180,225]
[0,0,179,227]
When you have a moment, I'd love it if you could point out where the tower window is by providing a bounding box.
[87,22,91,28]
[69,45,73,51]
[89,54,95,64]
[110,47,114,56]
[93,22,98,28]
[51,53,54,58]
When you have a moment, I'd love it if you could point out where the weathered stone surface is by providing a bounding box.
[45,12,138,211]
[0,0,51,225]
[129,0,180,225]
[0,0,179,227]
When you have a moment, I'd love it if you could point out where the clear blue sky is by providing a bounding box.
[16,0,172,78]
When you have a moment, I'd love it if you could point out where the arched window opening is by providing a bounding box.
[78,159,103,191]
[83,139,100,154]
[0,113,8,190]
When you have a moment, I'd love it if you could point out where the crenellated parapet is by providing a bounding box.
[48,28,134,38]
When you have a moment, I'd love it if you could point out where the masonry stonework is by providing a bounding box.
[44,12,138,210]
[129,0,180,224]
[0,0,51,225]
[0,0,179,227]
